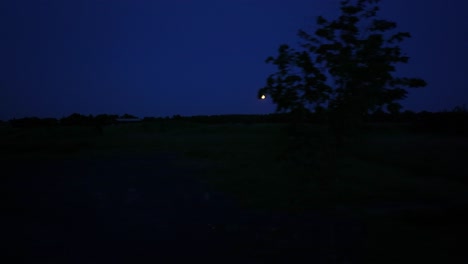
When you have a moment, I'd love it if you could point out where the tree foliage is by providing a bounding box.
[259,0,426,125]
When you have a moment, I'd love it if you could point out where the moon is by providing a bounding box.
[260,95,266,100]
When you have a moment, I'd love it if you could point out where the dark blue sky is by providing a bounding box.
[1,0,467,120]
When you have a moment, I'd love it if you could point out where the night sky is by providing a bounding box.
[1,0,467,120]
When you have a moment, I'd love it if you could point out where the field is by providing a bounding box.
[2,121,468,263]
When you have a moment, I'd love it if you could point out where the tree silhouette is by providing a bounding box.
[120,113,138,119]
[259,0,426,143]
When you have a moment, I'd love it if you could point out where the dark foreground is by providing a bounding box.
[4,153,365,264]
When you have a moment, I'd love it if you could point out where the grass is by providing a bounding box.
[3,121,467,262]
[2,121,467,210]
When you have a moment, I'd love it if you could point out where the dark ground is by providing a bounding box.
[4,152,366,264]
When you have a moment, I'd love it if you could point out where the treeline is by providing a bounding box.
[5,113,296,128]
[166,114,294,124]
[408,110,468,136]
[364,109,468,136]
[145,110,468,136]
[3,109,468,136]
[7,113,138,128]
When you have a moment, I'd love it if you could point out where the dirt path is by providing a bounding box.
[4,152,367,263]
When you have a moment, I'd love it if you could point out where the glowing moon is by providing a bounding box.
[260,95,266,100]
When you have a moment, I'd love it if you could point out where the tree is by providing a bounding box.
[259,0,426,142]
[121,113,138,119]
